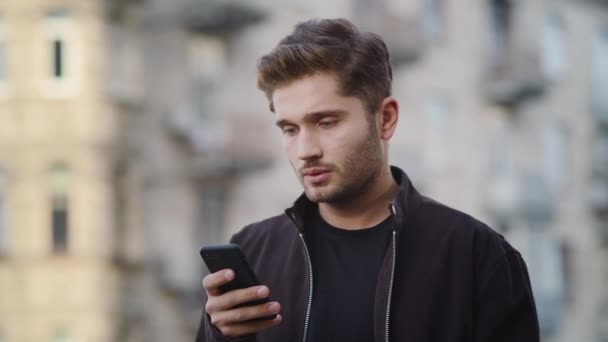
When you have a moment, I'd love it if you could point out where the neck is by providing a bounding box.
[318,165,398,230]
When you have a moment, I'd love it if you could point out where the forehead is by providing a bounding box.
[272,73,365,121]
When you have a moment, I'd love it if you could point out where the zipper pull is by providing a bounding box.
[389,203,398,216]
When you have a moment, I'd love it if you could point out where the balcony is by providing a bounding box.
[374,13,423,66]
[183,0,266,35]
[580,0,608,7]
[482,46,546,107]
[105,0,143,21]
[188,116,274,179]
[482,0,548,106]
[353,7,423,68]
[166,99,273,179]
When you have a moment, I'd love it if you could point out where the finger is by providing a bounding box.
[211,301,281,326]
[205,286,270,317]
[202,269,234,296]
[207,285,270,313]
[218,314,283,338]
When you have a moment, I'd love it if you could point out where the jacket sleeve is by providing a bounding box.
[474,248,540,342]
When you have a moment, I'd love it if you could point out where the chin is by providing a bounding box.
[304,189,331,203]
[304,192,324,203]
[304,187,346,203]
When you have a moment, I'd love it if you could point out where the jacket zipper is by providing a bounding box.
[385,230,397,342]
[299,233,314,342]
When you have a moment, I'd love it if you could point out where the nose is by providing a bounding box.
[296,130,322,161]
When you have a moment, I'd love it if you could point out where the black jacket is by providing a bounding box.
[196,167,540,342]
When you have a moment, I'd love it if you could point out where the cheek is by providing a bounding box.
[328,124,369,152]
[284,139,297,159]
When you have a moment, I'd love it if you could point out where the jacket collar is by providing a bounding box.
[284,166,419,233]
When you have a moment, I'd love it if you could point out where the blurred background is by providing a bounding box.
[0,0,606,341]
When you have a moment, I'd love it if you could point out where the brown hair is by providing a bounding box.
[256,18,393,114]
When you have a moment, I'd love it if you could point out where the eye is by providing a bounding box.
[281,126,298,136]
[319,120,336,128]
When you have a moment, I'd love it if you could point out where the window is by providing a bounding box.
[200,181,227,244]
[0,169,7,254]
[188,34,226,85]
[486,135,517,231]
[541,12,567,80]
[51,329,72,342]
[488,0,513,68]
[108,16,143,101]
[40,8,80,96]
[113,162,127,258]
[353,0,376,26]
[590,128,608,219]
[48,165,70,253]
[52,39,64,78]
[543,122,570,192]
[0,15,6,83]
[424,95,449,169]
[591,25,608,120]
[45,9,71,81]
[592,132,608,178]
[421,0,443,44]
[516,231,565,335]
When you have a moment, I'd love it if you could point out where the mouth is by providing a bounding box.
[302,168,332,184]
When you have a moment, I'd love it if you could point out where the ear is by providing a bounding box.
[376,96,399,141]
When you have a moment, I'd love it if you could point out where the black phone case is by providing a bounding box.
[199,243,276,321]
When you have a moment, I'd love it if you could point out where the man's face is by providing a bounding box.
[273,73,384,203]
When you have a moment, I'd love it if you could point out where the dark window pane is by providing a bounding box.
[491,0,511,31]
[52,328,72,342]
[422,0,443,43]
[53,39,63,78]
[47,8,69,18]
[52,203,68,253]
[489,0,512,66]
[592,26,608,119]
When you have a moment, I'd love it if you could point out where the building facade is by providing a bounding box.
[0,0,606,341]
[0,1,122,341]
[222,1,608,341]
[0,0,269,340]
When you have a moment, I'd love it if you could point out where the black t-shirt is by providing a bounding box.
[305,210,392,342]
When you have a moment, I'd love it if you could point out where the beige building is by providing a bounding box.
[2,0,269,341]
[0,0,123,341]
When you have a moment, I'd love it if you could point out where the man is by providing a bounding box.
[196,18,539,342]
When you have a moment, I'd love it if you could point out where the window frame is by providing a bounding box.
[39,8,79,97]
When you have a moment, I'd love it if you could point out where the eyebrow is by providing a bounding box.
[275,109,347,128]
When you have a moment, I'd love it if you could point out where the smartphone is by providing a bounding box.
[199,243,277,320]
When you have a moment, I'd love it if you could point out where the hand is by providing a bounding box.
[202,269,283,338]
